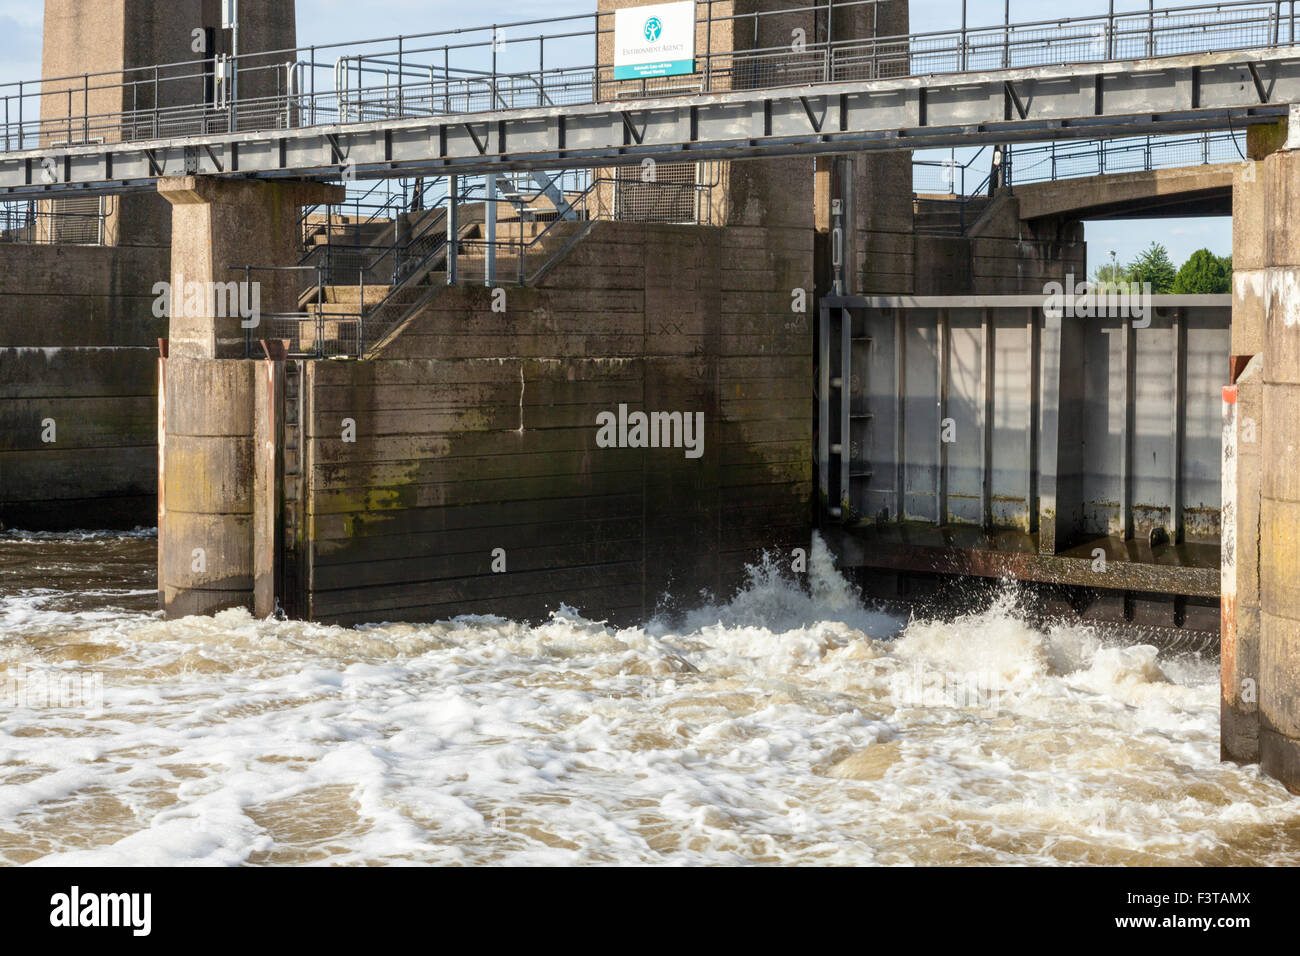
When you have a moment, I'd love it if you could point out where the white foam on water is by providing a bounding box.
[0,533,1297,866]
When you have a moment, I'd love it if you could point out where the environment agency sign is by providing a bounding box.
[613,1,696,80]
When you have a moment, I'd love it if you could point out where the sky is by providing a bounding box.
[0,0,1232,269]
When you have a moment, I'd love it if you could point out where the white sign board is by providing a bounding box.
[613,1,696,81]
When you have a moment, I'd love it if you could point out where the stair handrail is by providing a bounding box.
[353,209,456,350]
[298,177,401,260]
[300,193,447,291]
[365,168,712,353]
[362,174,598,354]
[520,174,615,285]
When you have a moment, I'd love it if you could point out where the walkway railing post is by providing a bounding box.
[1107,0,1115,60]
[245,266,254,357]
[1003,0,1010,69]
[447,175,459,286]
[825,0,834,83]
[316,263,325,358]
[485,173,497,287]
[704,1,713,92]
[961,0,968,71]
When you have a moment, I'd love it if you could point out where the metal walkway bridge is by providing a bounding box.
[3,0,1300,199]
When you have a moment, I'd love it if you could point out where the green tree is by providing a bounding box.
[1127,242,1177,294]
[1172,248,1232,294]
[1092,259,1132,291]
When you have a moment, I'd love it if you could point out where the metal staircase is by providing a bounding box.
[239,167,704,358]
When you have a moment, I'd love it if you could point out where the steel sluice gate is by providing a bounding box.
[817,294,1232,634]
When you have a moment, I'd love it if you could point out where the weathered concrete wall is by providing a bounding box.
[1225,140,1300,791]
[914,195,1087,296]
[297,221,813,625]
[0,242,167,529]
[0,346,158,529]
[0,243,167,346]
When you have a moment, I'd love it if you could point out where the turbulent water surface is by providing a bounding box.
[1,529,1298,866]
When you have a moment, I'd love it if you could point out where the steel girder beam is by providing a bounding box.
[2,46,1298,198]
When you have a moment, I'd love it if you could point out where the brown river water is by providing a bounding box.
[1,529,1298,865]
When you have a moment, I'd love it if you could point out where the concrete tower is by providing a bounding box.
[40,0,297,246]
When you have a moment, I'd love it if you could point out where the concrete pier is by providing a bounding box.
[156,176,340,616]
[1224,127,1300,788]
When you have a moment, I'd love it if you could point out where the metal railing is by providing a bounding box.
[305,204,448,288]
[913,146,996,196]
[912,130,1248,234]
[299,178,412,249]
[1,1,1294,157]
[915,131,1248,197]
[237,264,365,359]
[360,173,607,354]
[912,147,1000,236]
[1004,130,1249,187]
[0,196,110,244]
[453,170,722,286]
